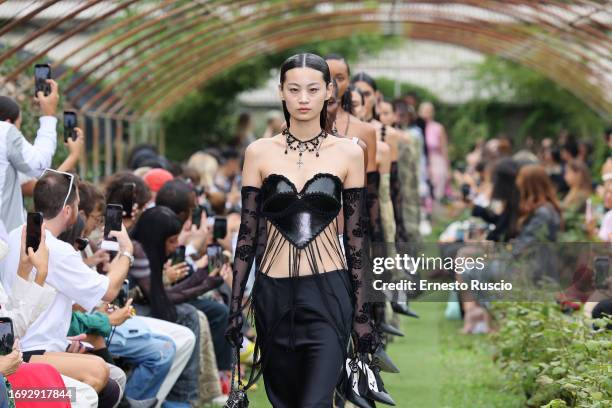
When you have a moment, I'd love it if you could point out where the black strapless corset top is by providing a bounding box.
[260,172,343,249]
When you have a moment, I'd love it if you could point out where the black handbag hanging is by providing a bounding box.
[224,345,249,408]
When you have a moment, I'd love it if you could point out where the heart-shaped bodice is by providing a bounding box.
[260,173,342,249]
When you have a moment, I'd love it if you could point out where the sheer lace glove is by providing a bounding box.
[390,162,408,243]
[343,186,380,354]
[366,171,384,243]
[225,186,261,348]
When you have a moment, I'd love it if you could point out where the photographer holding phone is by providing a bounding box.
[0,81,59,231]
[57,127,85,174]
[0,171,133,406]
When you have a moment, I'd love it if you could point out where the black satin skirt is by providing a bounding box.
[252,268,354,408]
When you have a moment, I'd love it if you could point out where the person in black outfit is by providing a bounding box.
[467,158,521,242]
[224,53,383,407]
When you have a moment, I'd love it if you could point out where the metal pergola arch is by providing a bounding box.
[0,0,610,179]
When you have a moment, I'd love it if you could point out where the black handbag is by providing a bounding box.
[224,346,249,408]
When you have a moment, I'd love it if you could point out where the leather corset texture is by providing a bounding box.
[260,172,342,249]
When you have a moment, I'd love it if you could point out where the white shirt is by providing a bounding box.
[0,118,57,231]
[598,210,612,242]
[0,276,55,338]
[1,226,109,352]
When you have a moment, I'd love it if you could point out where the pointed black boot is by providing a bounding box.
[372,346,400,374]
[364,364,396,406]
[377,321,405,337]
[391,301,419,318]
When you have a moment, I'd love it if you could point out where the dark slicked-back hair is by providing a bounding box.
[280,53,331,130]
[0,96,20,123]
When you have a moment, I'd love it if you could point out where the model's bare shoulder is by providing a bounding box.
[338,138,365,161]
[378,140,391,154]
[245,136,279,158]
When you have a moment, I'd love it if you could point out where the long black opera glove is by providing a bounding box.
[366,171,384,243]
[224,186,261,348]
[390,162,408,243]
[343,187,379,354]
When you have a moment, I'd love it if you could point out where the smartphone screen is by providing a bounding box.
[213,217,227,240]
[34,64,51,96]
[121,183,136,218]
[104,204,123,240]
[0,318,14,356]
[192,205,203,228]
[26,212,43,254]
[63,111,77,143]
[172,245,186,265]
[594,256,609,289]
[207,244,222,274]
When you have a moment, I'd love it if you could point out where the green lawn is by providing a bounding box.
[239,299,524,407]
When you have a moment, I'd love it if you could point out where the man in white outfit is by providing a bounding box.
[0,85,59,231]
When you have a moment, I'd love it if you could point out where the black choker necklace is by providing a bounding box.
[283,128,327,168]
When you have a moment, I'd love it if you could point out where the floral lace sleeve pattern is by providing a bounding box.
[390,161,408,243]
[343,186,379,354]
[225,186,261,347]
[366,171,384,243]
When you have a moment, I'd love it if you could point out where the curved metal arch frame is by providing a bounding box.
[107,9,609,117]
[66,0,209,101]
[99,0,353,114]
[0,0,609,119]
[143,19,610,117]
[95,1,612,116]
[0,0,107,66]
[78,0,269,112]
[3,0,142,82]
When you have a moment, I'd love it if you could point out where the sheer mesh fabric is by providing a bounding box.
[366,171,384,243]
[225,186,261,348]
[342,187,379,354]
[390,161,408,243]
[225,176,378,388]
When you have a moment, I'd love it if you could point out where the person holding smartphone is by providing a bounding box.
[0,83,59,231]
[0,218,54,346]
[0,221,94,408]
[56,127,85,174]
[1,171,133,407]
[104,172,152,231]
